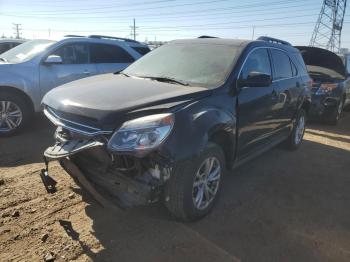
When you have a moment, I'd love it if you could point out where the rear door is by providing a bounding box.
[270,49,299,134]
[89,43,135,74]
[39,42,97,96]
[237,48,279,157]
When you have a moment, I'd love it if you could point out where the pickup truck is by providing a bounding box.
[41,37,311,221]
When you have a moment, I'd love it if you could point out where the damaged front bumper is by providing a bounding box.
[43,136,172,209]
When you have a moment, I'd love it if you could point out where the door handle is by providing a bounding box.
[83,70,90,75]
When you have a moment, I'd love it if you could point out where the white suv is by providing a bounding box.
[0,35,150,135]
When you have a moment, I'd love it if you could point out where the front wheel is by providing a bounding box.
[164,143,225,221]
[286,109,306,150]
[0,92,32,136]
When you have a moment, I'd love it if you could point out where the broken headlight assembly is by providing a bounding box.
[315,83,338,95]
[107,113,174,155]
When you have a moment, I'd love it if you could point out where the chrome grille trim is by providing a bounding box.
[44,107,113,136]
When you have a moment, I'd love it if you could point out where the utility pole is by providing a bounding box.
[252,26,255,40]
[13,23,22,39]
[130,18,138,40]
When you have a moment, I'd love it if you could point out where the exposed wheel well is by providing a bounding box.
[0,86,34,113]
[209,130,234,170]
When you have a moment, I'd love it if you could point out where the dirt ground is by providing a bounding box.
[0,113,349,262]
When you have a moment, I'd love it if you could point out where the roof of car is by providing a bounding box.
[0,39,26,43]
[60,35,148,47]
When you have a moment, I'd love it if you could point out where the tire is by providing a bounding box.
[328,97,344,126]
[0,91,33,136]
[164,142,225,221]
[286,109,306,150]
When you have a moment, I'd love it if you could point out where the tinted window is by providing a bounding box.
[132,46,151,55]
[0,43,11,54]
[291,60,298,76]
[90,44,134,63]
[240,48,271,80]
[271,50,293,79]
[52,44,88,64]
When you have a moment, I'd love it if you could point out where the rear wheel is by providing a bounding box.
[0,91,32,136]
[164,143,225,221]
[328,97,344,125]
[286,109,306,150]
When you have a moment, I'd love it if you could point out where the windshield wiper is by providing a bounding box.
[141,76,189,86]
[0,57,7,62]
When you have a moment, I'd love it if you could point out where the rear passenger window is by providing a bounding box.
[240,48,271,80]
[90,44,134,63]
[271,50,293,80]
[51,44,89,64]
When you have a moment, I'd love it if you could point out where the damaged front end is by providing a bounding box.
[42,107,174,209]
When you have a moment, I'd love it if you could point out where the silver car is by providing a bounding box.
[0,39,26,54]
[0,35,150,135]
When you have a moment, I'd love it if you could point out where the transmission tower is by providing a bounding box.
[310,0,347,52]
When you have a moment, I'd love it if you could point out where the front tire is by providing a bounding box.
[0,91,32,136]
[164,143,225,221]
[286,109,306,150]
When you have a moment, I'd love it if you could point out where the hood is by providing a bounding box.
[42,73,211,126]
[295,46,346,79]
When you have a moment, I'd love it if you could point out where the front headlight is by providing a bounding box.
[107,113,174,154]
[315,83,338,95]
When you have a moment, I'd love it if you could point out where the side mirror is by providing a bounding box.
[44,55,63,64]
[240,72,272,88]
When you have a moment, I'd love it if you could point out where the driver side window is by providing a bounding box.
[240,48,271,80]
[51,43,89,64]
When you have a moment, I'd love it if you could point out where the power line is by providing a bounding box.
[0,0,311,19]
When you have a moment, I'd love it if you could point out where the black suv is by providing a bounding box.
[42,36,311,221]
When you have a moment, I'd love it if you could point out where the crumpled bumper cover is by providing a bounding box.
[44,139,104,159]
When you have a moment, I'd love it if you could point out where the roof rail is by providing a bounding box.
[257,36,291,46]
[64,35,85,38]
[88,35,139,43]
[198,35,218,38]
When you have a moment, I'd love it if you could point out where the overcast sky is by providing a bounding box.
[0,0,349,48]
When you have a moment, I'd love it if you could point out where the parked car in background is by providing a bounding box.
[0,39,25,54]
[42,37,311,221]
[296,46,350,124]
[0,35,150,136]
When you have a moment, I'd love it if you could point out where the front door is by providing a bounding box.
[39,43,97,98]
[237,48,279,157]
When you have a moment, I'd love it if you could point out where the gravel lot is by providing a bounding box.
[0,113,349,262]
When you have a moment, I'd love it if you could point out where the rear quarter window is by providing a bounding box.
[132,46,151,56]
[90,43,134,63]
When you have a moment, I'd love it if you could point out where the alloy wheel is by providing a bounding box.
[0,101,23,132]
[336,99,344,120]
[192,156,221,210]
[294,115,305,145]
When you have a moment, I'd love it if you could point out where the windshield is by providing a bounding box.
[0,39,55,63]
[124,43,240,88]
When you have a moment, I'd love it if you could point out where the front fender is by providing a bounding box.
[0,62,40,111]
[159,94,237,163]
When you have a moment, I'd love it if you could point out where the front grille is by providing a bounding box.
[44,106,112,136]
